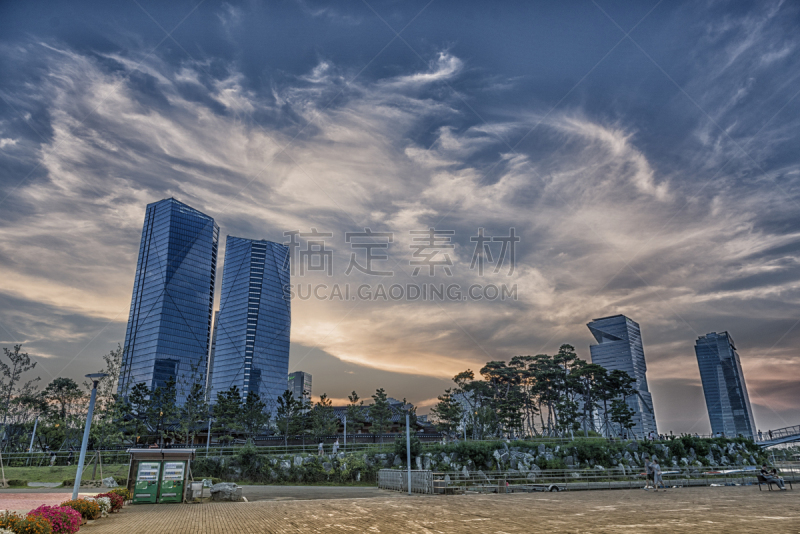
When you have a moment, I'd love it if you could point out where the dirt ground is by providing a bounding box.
[63,485,800,533]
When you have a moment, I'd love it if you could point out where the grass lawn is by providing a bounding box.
[1,464,129,484]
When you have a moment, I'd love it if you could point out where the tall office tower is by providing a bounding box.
[118,198,219,404]
[694,332,756,439]
[587,314,658,438]
[288,371,312,402]
[208,237,290,409]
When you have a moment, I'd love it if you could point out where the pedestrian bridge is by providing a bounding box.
[758,424,800,447]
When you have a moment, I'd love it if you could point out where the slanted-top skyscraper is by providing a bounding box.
[694,332,756,439]
[208,237,290,408]
[587,314,658,438]
[288,371,312,402]
[118,198,219,404]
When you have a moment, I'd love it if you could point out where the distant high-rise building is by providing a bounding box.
[118,198,219,404]
[208,237,290,408]
[288,371,312,402]
[587,314,658,438]
[694,332,756,439]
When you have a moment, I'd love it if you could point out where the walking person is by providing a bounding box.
[652,459,666,491]
[644,457,654,490]
[318,441,324,456]
[332,438,340,455]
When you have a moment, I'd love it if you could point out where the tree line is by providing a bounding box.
[431,344,639,439]
[0,344,414,452]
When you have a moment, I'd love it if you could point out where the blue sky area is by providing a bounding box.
[1,0,799,433]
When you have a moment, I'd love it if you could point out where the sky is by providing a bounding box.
[1,0,799,434]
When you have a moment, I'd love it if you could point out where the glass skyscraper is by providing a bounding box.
[208,237,290,409]
[694,332,756,439]
[288,371,312,402]
[587,314,658,438]
[118,198,219,404]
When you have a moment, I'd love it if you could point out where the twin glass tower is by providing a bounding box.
[118,198,290,407]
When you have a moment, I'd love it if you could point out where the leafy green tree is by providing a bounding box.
[147,377,178,447]
[126,382,151,445]
[274,389,304,447]
[43,377,85,421]
[393,432,422,464]
[369,388,392,443]
[179,383,209,446]
[311,393,339,442]
[239,391,270,439]
[431,388,462,435]
[345,391,365,435]
[213,386,243,444]
[0,345,40,429]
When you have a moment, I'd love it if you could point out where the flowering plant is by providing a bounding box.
[0,511,22,531]
[60,499,100,521]
[7,515,52,534]
[95,493,123,513]
[0,528,14,534]
[108,487,130,501]
[92,497,111,518]
[28,506,80,534]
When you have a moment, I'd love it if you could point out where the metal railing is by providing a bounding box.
[378,469,434,494]
[419,465,800,494]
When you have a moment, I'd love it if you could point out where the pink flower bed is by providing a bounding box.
[27,505,81,534]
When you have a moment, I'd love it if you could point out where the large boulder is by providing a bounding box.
[393,455,403,467]
[294,456,303,467]
[102,477,118,488]
[210,483,243,502]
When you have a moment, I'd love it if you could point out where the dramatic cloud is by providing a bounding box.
[0,0,798,432]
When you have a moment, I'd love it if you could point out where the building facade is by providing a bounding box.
[208,237,290,409]
[288,371,312,402]
[694,332,756,439]
[587,314,658,438]
[118,198,219,404]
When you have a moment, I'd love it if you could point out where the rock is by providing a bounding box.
[720,456,730,466]
[594,465,605,470]
[280,460,291,470]
[441,454,451,466]
[476,470,489,481]
[210,483,242,502]
[356,472,361,482]
[323,462,333,471]
[538,444,546,455]
[623,451,633,463]
[416,456,423,470]
[444,475,451,485]
[530,464,541,475]
[565,455,575,467]
[462,466,470,477]
[393,455,403,467]
[611,459,618,466]
[681,458,689,465]
[101,477,118,488]
[544,452,554,462]
[689,448,696,459]
[627,441,639,451]
[423,456,432,470]
[294,456,303,467]
[705,453,715,465]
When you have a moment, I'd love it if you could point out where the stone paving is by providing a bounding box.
[68,485,798,533]
[0,491,94,514]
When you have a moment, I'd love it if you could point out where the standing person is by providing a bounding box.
[758,430,763,441]
[644,457,654,490]
[50,451,57,466]
[652,459,666,491]
[332,438,339,455]
[318,441,324,456]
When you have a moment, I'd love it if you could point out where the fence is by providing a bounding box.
[424,465,800,494]
[378,469,434,494]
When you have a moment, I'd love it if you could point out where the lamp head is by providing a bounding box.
[85,373,109,380]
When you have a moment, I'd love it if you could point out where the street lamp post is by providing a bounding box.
[72,373,108,500]
[406,411,411,496]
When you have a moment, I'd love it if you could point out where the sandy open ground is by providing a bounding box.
[3,485,795,533]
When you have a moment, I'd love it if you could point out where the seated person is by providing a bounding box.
[761,464,786,490]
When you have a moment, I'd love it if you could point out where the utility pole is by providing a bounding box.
[343,415,347,450]
[73,373,108,500]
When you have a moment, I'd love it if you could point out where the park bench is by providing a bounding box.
[757,474,792,491]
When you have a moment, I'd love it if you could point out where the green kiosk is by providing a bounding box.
[127,448,196,505]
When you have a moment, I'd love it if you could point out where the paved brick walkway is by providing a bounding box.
[73,486,799,533]
[0,492,94,514]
